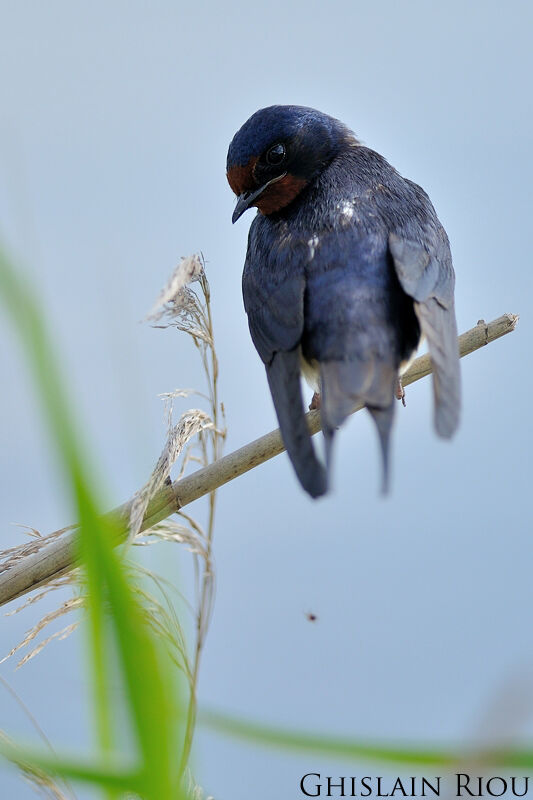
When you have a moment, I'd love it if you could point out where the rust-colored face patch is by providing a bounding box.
[256,174,308,215]
[228,158,308,217]
[226,157,258,196]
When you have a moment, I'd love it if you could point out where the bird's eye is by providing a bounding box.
[266,143,286,166]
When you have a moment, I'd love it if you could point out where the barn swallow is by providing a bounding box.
[227,105,460,498]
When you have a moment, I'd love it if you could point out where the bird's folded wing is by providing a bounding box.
[243,240,327,497]
[389,230,461,437]
[242,254,305,364]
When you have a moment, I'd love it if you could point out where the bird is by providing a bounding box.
[226,105,460,498]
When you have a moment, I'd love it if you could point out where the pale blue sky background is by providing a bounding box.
[1,1,532,798]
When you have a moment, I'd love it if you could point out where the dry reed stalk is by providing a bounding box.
[1,254,226,788]
[0,312,519,610]
[0,254,519,797]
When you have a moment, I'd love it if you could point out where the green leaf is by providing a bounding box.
[202,709,533,770]
[0,243,187,798]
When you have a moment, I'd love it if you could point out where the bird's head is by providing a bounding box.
[227,105,355,223]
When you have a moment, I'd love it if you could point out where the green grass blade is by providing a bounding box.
[0,741,142,793]
[202,709,533,770]
[0,244,187,798]
[0,245,115,758]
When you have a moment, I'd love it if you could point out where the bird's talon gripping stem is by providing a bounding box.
[396,378,406,407]
[309,392,321,411]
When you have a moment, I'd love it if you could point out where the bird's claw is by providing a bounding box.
[396,379,406,407]
[309,392,321,411]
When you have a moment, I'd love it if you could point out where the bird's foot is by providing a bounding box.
[309,392,321,411]
[395,378,406,407]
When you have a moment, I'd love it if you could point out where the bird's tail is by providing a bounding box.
[367,403,395,494]
[320,358,396,493]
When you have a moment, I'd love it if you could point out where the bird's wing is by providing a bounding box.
[243,231,328,498]
[242,254,305,364]
[389,228,460,437]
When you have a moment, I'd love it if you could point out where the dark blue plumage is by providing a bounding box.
[227,105,349,168]
[227,105,460,497]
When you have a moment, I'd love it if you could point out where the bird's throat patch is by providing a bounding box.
[256,174,308,215]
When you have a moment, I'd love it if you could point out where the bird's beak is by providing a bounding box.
[232,172,287,224]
